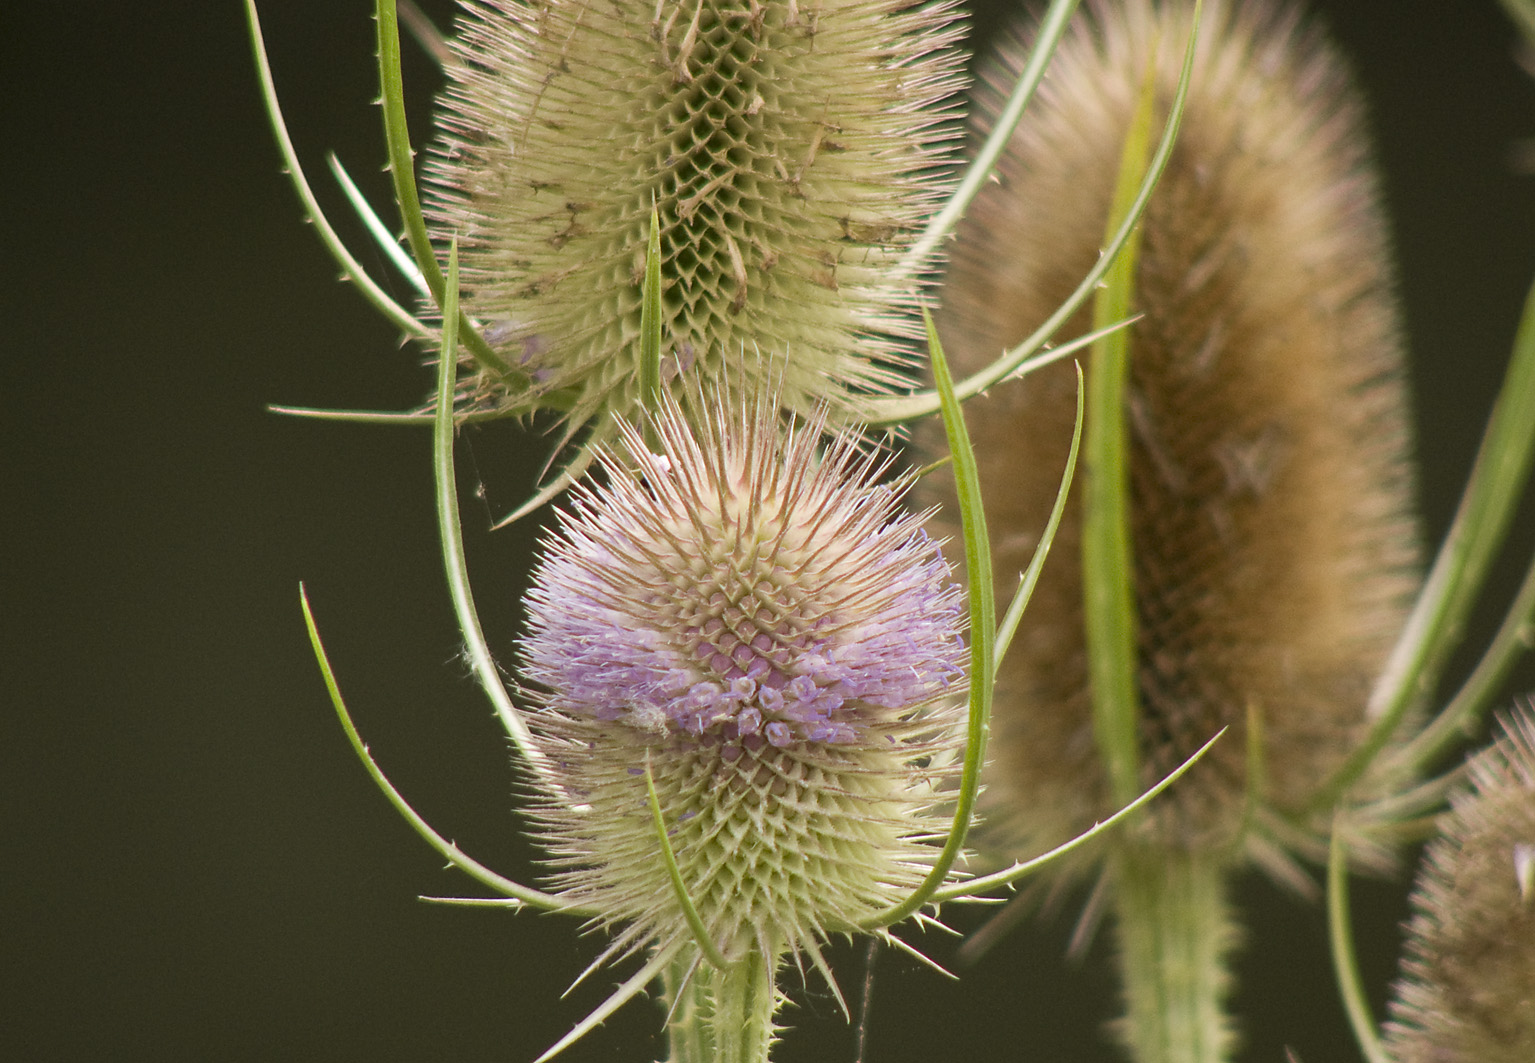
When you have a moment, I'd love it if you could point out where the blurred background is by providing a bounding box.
[4,1,1533,1059]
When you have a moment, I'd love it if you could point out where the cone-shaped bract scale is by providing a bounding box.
[519,392,967,969]
[924,0,1420,870]
[1384,705,1535,1063]
[424,0,966,438]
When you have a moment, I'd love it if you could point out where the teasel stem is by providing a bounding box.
[662,951,781,1063]
[1112,848,1237,1063]
[649,766,780,1063]
[1326,816,1391,1063]
[1092,47,1239,1063]
[661,952,709,1063]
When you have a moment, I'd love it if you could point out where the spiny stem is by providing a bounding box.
[1112,849,1238,1063]
[664,947,780,1063]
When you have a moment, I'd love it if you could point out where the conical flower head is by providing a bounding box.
[1384,704,1535,1063]
[519,392,966,963]
[424,0,965,436]
[923,0,1419,872]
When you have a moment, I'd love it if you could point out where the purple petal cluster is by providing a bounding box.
[521,399,966,753]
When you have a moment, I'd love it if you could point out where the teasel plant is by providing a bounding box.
[249,0,1222,1060]
[919,1,1535,1062]
[251,0,1534,1060]
[290,222,1213,1062]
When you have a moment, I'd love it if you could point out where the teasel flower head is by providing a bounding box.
[422,0,966,443]
[518,387,967,979]
[1383,702,1535,1063]
[924,0,1420,880]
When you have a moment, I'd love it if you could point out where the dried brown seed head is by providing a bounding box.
[924,0,1420,874]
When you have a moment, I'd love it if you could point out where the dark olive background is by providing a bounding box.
[4,1,1533,1060]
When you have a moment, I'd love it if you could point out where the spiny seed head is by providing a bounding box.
[519,390,967,962]
[423,0,966,438]
[922,0,1419,876]
[1384,704,1535,1063]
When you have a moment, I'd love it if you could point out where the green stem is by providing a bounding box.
[663,949,780,1063]
[662,953,709,1063]
[1112,849,1238,1063]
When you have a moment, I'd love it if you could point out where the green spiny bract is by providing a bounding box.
[923,0,1420,879]
[518,392,967,982]
[423,0,965,445]
[1384,704,1535,1063]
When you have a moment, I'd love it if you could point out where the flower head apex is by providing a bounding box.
[523,390,967,752]
[518,387,968,966]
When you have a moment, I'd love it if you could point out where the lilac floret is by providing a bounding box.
[519,401,969,750]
